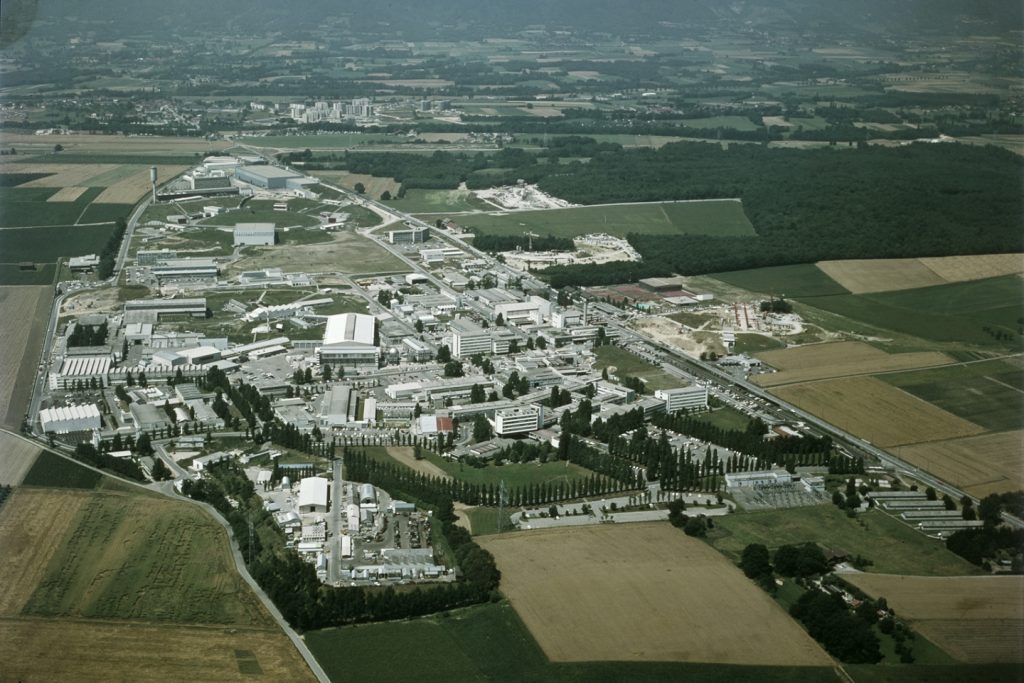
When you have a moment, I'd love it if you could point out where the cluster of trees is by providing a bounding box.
[67,320,108,347]
[534,141,1023,286]
[946,526,1024,570]
[546,386,573,408]
[500,371,531,399]
[667,499,711,537]
[185,458,500,631]
[73,441,145,481]
[96,217,128,280]
[789,590,882,663]
[471,233,575,253]
[759,297,792,314]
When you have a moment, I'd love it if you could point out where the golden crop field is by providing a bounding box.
[0,286,52,429]
[844,574,1024,663]
[892,430,1024,497]
[45,186,88,202]
[753,341,953,387]
[770,376,986,447]
[93,164,188,204]
[480,524,832,666]
[917,253,1024,283]
[816,258,946,294]
[0,431,42,486]
[13,163,119,187]
[0,618,317,682]
[816,253,1024,294]
[0,489,89,615]
[314,170,401,197]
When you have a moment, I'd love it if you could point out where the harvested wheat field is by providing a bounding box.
[816,258,947,294]
[0,488,89,615]
[0,286,52,428]
[12,163,118,188]
[919,253,1024,283]
[46,186,88,202]
[892,431,1024,498]
[771,376,985,447]
[844,574,1024,663]
[0,431,42,485]
[754,341,953,387]
[480,523,832,666]
[0,618,317,683]
[93,165,187,203]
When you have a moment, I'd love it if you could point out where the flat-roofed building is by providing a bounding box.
[124,298,207,319]
[53,355,111,390]
[319,385,358,427]
[40,404,101,434]
[319,313,378,371]
[387,225,429,244]
[450,318,490,358]
[655,386,709,413]
[234,223,276,246]
[235,165,302,189]
[492,406,540,436]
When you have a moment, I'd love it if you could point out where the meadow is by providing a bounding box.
[389,188,492,213]
[459,199,755,239]
[226,229,407,277]
[706,506,980,576]
[593,344,681,392]
[711,263,849,298]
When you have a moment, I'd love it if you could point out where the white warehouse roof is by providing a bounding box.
[323,313,376,347]
[298,477,330,510]
[40,404,101,423]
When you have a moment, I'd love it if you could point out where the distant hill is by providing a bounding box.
[16,0,1024,42]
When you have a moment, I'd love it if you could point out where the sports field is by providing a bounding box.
[880,359,1024,433]
[844,574,1024,663]
[481,524,832,665]
[753,341,954,387]
[0,286,52,427]
[770,376,985,447]
[711,264,849,298]
[706,506,979,576]
[891,431,1024,497]
[459,199,755,239]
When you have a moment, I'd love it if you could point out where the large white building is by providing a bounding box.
[655,386,709,413]
[298,477,330,513]
[450,318,490,358]
[319,313,378,370]
[234,223,276,246]
[493,296,551,325]
[492,406,541,436]
[40,404,102,434]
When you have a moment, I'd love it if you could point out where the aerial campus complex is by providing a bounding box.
[0,1,1022,681]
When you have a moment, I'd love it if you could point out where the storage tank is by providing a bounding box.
[281,476,291,490]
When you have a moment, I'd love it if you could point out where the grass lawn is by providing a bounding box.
[594,345,681,392]
[306,602,839,683]
[711,264,850,298]
[459,199,755,239]
[879,359,1024,432]
[462,506,510,536]
[733,332,786,354]
[797,275,1024,351]
[706,505,980,577]
[387,188,491,214]
[693,405,751,431]
[21,450,102,489]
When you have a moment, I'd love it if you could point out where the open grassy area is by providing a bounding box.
[693,405,752,431]
[879,358,1024,432]
[733,332,786,354]
[199,204,321,228]
[0,224,117,262]
[459,199,755,239]
[307,601,839,683]
[21,449,103,489]
[797,275,1024,350]
[593,344,680,392]
[240,133,398,149]
[706,505,980,576]
[711,264,850,298]
[0,186,105,227]
[389,188,491,213]
[227,229,408,276]
[0,262,57,285]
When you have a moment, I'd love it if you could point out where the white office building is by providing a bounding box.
[655,386,709,413]
[450,318,490,358]
[492,406,541,436]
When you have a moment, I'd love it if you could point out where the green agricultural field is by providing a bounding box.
[706,505,980,576]
[23,491,269,625]
[797,275,1024,350]
[389,188,491,213]
[711,264,850,298]
[306,602,839,683]
[880,359,1024,432]
[10,153,196,165]
[594,345,681,392]
[846,664,1024,683]
[76,203,133,224]
[0,224,117,262]
[459,199,755,239]
[239,133,397,148]
[0,187,104,227]
[21,450,102,489]
[732,333,786,354]
[0,263,56,286]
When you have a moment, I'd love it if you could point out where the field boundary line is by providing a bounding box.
[986,375,1024,395]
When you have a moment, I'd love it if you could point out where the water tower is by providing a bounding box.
[149,166,158,202]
